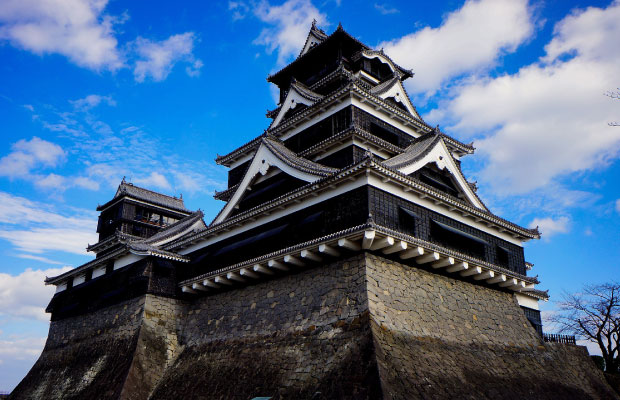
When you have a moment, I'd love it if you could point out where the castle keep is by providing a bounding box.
[12,24,617,400]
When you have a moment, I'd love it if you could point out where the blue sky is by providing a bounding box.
[0,0,619,391]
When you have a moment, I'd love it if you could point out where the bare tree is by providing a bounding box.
[606,88,619,126]
[553,283,620,373]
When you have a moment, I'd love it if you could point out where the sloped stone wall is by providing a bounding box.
[120,295,184,400]
[10,296,146,400]
[151,254,382,399]
[365,254,618,400]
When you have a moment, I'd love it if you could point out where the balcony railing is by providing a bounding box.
[543,333,576,345]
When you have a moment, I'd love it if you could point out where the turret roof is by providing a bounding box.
[46,210,206,285]
[97,180,190,213]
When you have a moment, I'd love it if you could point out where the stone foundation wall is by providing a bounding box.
[365,254,618,400]
[10,297,146,400]
[151,254,382,399]
[12,253,618,400]
[120,295,184,399]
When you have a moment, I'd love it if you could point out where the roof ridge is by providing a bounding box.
[117,181,181,201]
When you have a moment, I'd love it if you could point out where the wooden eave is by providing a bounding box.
[45,247,127,285]
[178,224,545,300]
[46,244,190,286]
[214,183,239,201]
[296,126,405,159]
[86,231,142,253]
[96,195,192,217]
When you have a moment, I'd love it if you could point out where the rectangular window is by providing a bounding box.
[398,207,418,236]
[430,219,487,260]
[496,245,511,268]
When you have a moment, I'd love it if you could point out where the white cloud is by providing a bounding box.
[0,136,103,193]
[254,0,327,64]
[133,171,172,191]
[185,59,203,77]
[375,3,399,15]
[70,94,115,111]
[229,1,250,21]
[0,228,97,255]
[0,192,97,256]
[0,335,47,360]
[73,176,100,190]
[0,0,124,71]
[616,199,620,213]
[0,1,201,83]
[173,171,226,195]
[133,32,202,82]
[529,216,570,240]
[174,172,201,194]
[16,254,63,265]
[16,95,226,196]
[0,266,71,321]
[381,0,533,95]
[435,1,620,194]
[34,173,65,190]
[0,137,65,178]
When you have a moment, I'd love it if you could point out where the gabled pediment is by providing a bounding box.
[213,137,337,225]
[383,133,487,210]
[370,77,420,120]
[299,21,328,58]
[270,80,324,128]
[354,49,414,80]
[135,211,206,248]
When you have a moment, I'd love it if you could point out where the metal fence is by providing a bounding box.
[543,333,577,345]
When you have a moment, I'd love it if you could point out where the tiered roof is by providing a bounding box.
[97,180,189,213]
[47,23,546,306]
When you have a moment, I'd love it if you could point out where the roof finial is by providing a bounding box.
[180,193,183,200]
[121,176,126,184]
[337,22,343,31]
[311,18,317,28]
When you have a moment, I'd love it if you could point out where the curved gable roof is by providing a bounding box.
[298,20,328,57]
[269,80,324,128]
[354,49,413,79]
[212,137,337,225]
[370,76,420,119]
[382,132,487,210]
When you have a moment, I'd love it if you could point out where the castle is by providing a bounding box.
[11,23,616,400]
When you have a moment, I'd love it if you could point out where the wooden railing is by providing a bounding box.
[543,333,576,345]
